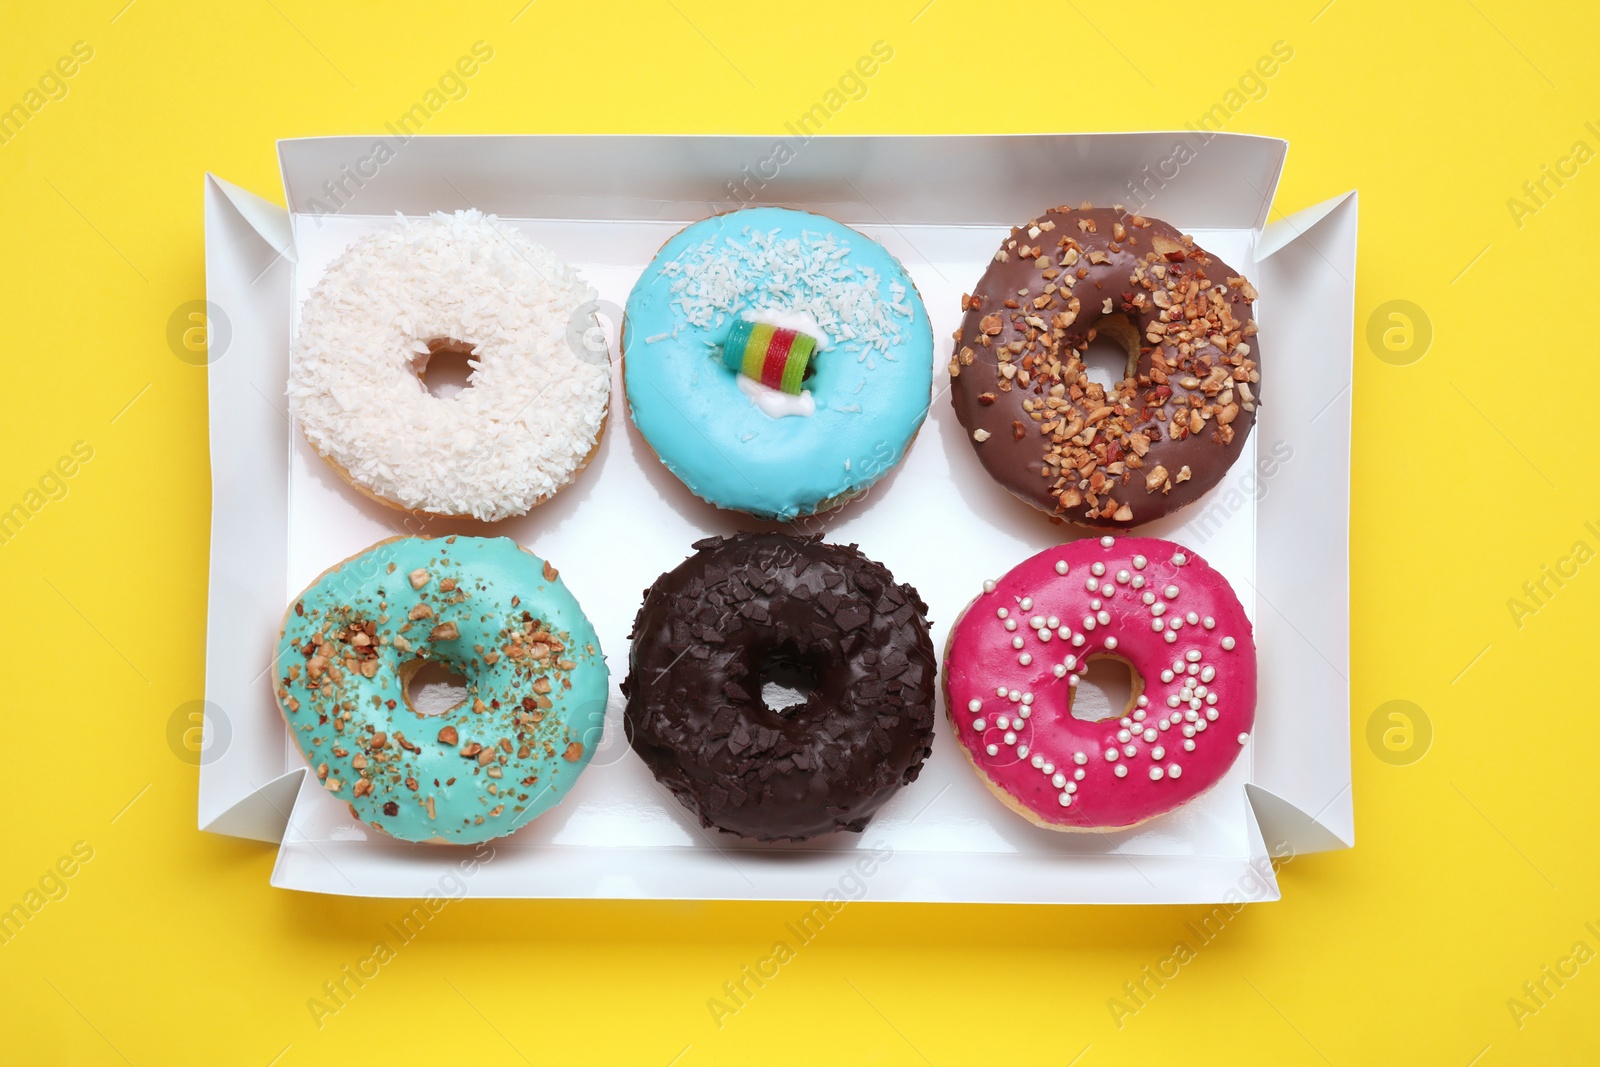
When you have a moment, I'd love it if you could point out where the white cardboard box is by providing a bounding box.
[201,134,1355,902]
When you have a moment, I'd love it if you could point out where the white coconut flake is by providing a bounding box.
[287,210,609,521]
[657,223,908,365]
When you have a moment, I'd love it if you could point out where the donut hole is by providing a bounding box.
[1069,654,1143,723]
[400,658,469,718]
[757,647,820,716]
[414,338,479,400]
[1081,316,1140,395]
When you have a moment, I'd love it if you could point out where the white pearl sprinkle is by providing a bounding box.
[1150,767,1164,781]
[1185,649,1202,663]
[1124,744,1137,757]
[1017,744,1028,757]
[1117,729,1131,743]
[1084,577,1100,593]
[1043,762,1053,774]
[1116,569,1131,584]
[1115,764,1128,778]
[1012,636,1024,649]
[1237,732,1249,745]
[1046,615,1060,629]
[1163,631,1176,643]
[986,744,999,756]
[1073,751,1088,765]
[1104,748,1119,762]
[1221,637,1236,651]
[1132,555,1147,570]
[1095,611,1109,625]
[1158,719,1170,732]
[1183,739,1195,751]
[1004,619,1017,631]
[1206,693,1218,705]
[1032,754,1045,768]
[1206,708,1219,721]
[1194,719,1208,732]
[1105,636,1119,650]
[1058,793,1073,806]
[967,699,982,713]
[1018,707,1031,720]
[1064,655,1077,670]
[1020,597,1033,611]
[1168,764,1182,779]
[983,579,997,593]
[1161,669,1175,683]
[1055,560,1069,575]
[1200,666,1215,683]
[1170,618,1183,631]
[1053,664,1067,678]
[1172,553,1187,566]
[1038,630,1052,643]
[1151,603,1166,617]
[996,607,1009,619]
[1029,615,1044,629]
[1142,591,1156,605]
[1131,575,1145,589]
[1203,616,1215,630]
[1133,709,1145,722]
[1019,653,1032,665]
[1091,562,1105,576]
[1008,689,1021,702]
[1082,616,1096,631]
[1186,612,1199,625]
[1144,729,1158,743]
[1152,620,1165,633]
[1164,585,1180,600]
[1101,584,1114,597]
[1074,768,1085,780]
[997,715,1010,730]
[1182,725,1195,738]
[1021,692,1034,705]
[995,685,1007,697]
[1152,745,1166,760]
[1052,772,1066,788]
[1100,535,1114,547]
[1057,626,1071,640]
[972,718,987,731]
[1004,731,1017,744]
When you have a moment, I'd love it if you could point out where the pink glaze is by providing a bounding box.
[945,537,1256,831]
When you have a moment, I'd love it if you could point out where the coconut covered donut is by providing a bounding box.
[288,209,610,521]
[943,536,1256,832]
[949,206,1261,528]
[272,535,609,844]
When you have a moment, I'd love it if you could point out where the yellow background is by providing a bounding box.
[3,0,1595,1062]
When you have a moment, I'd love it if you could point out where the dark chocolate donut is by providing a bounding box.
[949,206,1261,528]
[622,532,937,842]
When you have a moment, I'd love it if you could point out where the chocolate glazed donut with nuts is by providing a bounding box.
[949,206,1262,528]
[622,532,937,842]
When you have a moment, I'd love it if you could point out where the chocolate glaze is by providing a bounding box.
[622,533,936,842]
[949,207,1261,528]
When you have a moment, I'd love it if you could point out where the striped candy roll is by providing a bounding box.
[721,319,817,395]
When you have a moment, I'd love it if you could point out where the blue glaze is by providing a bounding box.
[623,208,934,520]
[273,536,608,844]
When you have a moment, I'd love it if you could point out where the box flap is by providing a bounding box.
[1248,191,1358,850]
[199,174,297,836]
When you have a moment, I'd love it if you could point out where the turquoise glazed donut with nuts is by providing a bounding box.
[272,535,608,844]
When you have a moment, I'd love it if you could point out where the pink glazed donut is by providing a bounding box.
[943,536,1256,832]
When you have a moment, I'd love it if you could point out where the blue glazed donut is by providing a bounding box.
[622,208,934,520]
[272,536,608,844]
